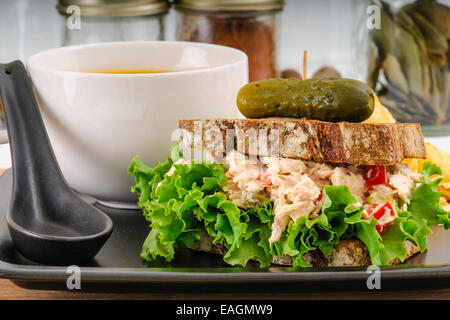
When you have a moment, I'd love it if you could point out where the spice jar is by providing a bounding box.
[175,0,284,82]
[368,0,450,135]
[58,0,170,46]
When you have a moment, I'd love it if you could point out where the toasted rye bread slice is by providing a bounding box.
[178,118,426,166]
[189,231,420,267]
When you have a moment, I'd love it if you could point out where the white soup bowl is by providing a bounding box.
[27,41,248,203]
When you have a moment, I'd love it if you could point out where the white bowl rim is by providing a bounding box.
[26,40,248,78]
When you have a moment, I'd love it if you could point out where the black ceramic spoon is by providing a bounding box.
[0,60,113,265]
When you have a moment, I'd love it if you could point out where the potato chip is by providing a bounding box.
[403,143,450,200]
[402,158,421,173]
[403,143,450,176]
[425,143,450,176]
[364,95,396,124]
[438,176,450,199]
[440,196,450,211]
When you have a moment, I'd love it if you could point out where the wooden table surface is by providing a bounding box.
[0,168,448,300]
[0,279,449,300]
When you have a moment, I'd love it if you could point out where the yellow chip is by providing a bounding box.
[403,143,450,176]
[402,158,421,173]
[425,143,450,176]
[440,196,450,211]
[364,95,396,124]
[438,177,450,199]
[403,143,450,200]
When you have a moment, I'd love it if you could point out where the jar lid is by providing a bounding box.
[175,0,284,11]
[57,0,170,17]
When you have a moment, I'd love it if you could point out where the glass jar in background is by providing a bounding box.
[58,0,170,46]
[175,0,284,82]
[275,0,370,82]
[368,0,450,135]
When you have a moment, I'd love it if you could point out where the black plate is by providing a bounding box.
[0,169,449,290]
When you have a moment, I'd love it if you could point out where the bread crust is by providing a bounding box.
[178,118,426,166]
[189,231,420,267]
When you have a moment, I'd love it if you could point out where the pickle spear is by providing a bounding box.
[237,78,375,123]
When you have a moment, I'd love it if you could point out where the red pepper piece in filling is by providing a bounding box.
[365,202,395,235]
[257,172,272,186]
[365,165,387,188]
[225,171,234,179]
[314,191,323,205]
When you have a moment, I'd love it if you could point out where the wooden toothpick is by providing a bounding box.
[302,50,308,80]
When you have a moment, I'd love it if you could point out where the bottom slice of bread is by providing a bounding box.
[189,230,420,267]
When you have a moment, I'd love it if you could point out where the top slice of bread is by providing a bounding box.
[178,118,426,165]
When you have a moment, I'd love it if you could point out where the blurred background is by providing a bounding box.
[0,0,369,78]
[0,0,449,167]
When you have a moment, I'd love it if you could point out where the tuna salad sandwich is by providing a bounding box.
[129,78,450,267]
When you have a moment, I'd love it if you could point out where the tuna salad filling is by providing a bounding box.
[222,150,422,243]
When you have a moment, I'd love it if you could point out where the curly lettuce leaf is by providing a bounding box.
[361,162,450,265]
[273,185,375,267]
[371,215,419,265]
[408,162,449,249]
[140,229,175,262]
[131,144,274,267]
[223,216,272,267]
